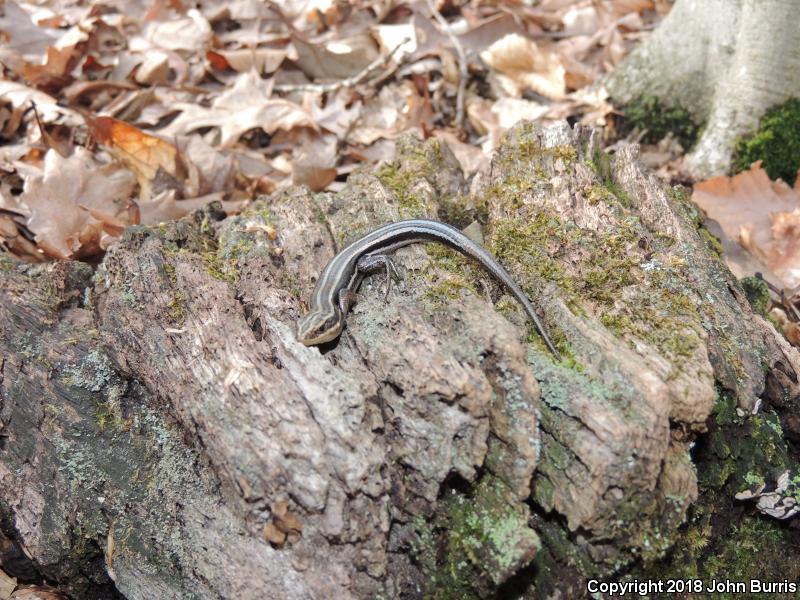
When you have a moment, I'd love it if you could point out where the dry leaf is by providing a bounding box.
[0,568,16,600]
[609,0,655,17]
[0,81,80,126]
[306,90,361,140]
[265,498,302,547]
[693,162,800,288]
[20,148,136,258]
[137,190,244,225]
[87,115,180,200]
[177,136,235,196]
[0,0,669,264]
[458,13,527,54]
[160,70,317,147]
[349,83,427,145]
[292,33,378,80]
[481,33,566,100]
[23,45,80,93]
[10,588,68,600]
[134,50,171,85]
[143,9,212,53]
[292,132,337,191]
[769,307,800,346]
[783,320,800,347]
[491,97,549,130]
[373,23,416,58]
[763,210,800,289]
[0,212,44,261]
[466,96,553,156]
[0,0,59,67]
[434,130,488,177]
[561,4,604,36]
[211,48,287,74]
[263,522,286,546]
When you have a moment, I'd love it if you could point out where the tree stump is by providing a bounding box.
[2,123,799,599]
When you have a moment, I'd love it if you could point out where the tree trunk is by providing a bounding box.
[2,123,799,599]
[606,0,800,178]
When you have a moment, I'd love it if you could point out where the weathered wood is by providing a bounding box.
[1,123,797,599]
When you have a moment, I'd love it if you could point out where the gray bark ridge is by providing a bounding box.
[0,123,791,598]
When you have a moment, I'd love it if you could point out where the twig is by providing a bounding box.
[425,0,466,131]
[761,275,800,322]
[273,39,410,94]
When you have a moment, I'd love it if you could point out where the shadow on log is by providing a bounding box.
[2,122,800,599]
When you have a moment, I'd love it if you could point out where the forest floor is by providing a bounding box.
[3,1,800,598]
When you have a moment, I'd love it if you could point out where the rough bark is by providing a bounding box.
[1,123,798,599]
[606,0,800,178]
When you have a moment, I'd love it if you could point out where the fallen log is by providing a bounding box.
[2,123,799,599]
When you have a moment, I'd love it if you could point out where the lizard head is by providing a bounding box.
[297,309,343,346]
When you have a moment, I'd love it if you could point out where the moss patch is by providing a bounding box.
[700,391,789,491]
[633,389,800,591]
[741,276,770,319]
[420,242,482,307]
[376,137,444,218]
[488,205,703,365]
[412,476,539,599]
[167,291,186,325]
[624,95,700,148]
[734,98,800,185]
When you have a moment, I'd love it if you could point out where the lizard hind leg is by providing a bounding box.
[355,254,401,301]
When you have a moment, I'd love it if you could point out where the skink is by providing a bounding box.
[297,219,560,358]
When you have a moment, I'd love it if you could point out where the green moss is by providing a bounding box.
[587,150,633,210]
[741,276,770,319]
[667,186,723,260]
[638,502,798,595]
[201,251,238,284]
[698,392,795,496]
[586,183,629,209]
[698,226,724,258]
[162,262,177,284]
[743,471,766,488]
[168,292,186,325]
[488,213,577,306]
[511,123,577,166]
[412,476,539,598]
[227,238,256,259]
[239,204,275,227]
[95,397,133,433]
[625,95,700,148]
[420,243,481,306]
[0,252,17,271]
[439,194,488,230]
[490,207,702,364]
[376,137,444,218]
[637,384,800,590]
[734,98,800,185]
[473,133,709,370]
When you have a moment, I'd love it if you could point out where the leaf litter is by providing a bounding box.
[693,162,800,345]
[0,0,665,264]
